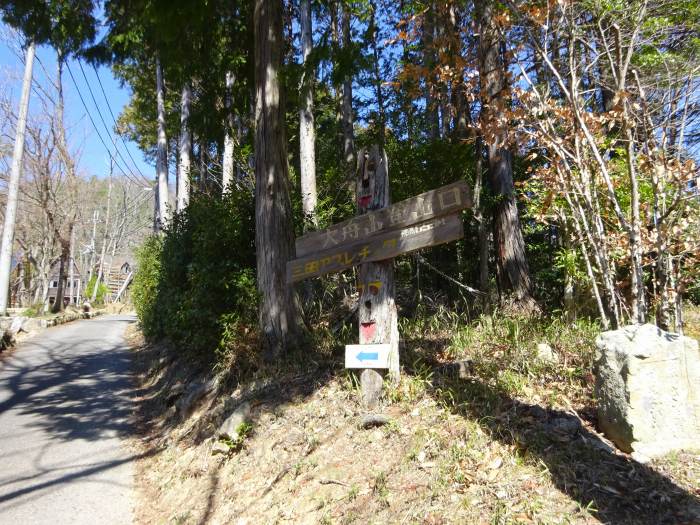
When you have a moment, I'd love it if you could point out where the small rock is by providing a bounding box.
[548,416,581,434]
[211,441,230,455]
[218,401,251,440]
[488,456,503,470]
[437,359,474,378]
[535,343,559,363]
[360,414,389,429]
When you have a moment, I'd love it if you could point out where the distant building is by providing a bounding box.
[47,259,82,307]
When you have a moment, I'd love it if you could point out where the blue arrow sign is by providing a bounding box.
[345,344,391,369]
[356,351,379,362]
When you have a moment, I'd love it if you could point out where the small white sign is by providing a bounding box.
[345,344,391,369]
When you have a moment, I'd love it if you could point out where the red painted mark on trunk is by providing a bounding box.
[360,321,376,343]
[359,195,372,207]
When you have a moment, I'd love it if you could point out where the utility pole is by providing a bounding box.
[0,41,35,315]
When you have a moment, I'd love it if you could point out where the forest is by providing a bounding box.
[0,0,698,359]
[1,1,699,523]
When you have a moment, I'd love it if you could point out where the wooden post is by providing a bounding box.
[356,146,399,408]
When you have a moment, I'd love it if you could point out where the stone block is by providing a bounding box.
[595,324,700,457]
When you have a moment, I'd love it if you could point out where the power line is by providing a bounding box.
[33,53,150,188]
[74,60,151,186]
[64,61,150,189]
[90,62,152,181]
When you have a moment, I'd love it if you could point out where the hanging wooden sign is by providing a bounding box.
[287,213,464,283]
[294,180,471,258]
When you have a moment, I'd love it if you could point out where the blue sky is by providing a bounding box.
[0,23,153,187]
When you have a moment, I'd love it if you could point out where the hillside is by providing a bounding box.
[127,312,700,525]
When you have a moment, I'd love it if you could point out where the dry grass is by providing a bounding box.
[127,312,700,525]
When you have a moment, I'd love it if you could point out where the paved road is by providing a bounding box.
[0,315,138,524]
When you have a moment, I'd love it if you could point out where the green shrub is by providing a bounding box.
[22,303,44,318]
[132,189,257,362]
[85,275,110,305]
[131,235,163,338]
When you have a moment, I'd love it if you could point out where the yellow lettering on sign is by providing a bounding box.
[304,261,319,274]
[358,246,371,260]
[383,238,397,248]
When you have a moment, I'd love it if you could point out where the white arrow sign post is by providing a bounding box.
[345,344,391,369]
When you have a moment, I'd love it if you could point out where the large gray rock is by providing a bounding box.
[595,324,700,458]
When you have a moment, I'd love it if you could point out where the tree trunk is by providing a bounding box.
[51,233,70,314]
[369,3,386,144]
[92,170,112,302]
[473,136,490,306]
[177,81,192,212]
[625,125,646,323]
[0,41,35,315]
[476,0,536,310]
[341,5,356,174]
[356,146,399,408]
[155,56,169,230]
[254,0,303,359]
[299,0,318,227]
[199,138,208,192]
[222,71,236,191]
[16,256,25,307]
[423,3,439,140]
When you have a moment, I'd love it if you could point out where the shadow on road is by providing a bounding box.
[0,317,148,507]
[0,342,133,441]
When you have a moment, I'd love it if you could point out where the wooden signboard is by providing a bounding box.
[288,145,474,409]
[295,180,471,258]
[287,214,464,283]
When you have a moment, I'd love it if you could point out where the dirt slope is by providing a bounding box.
[128,325,700,525]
